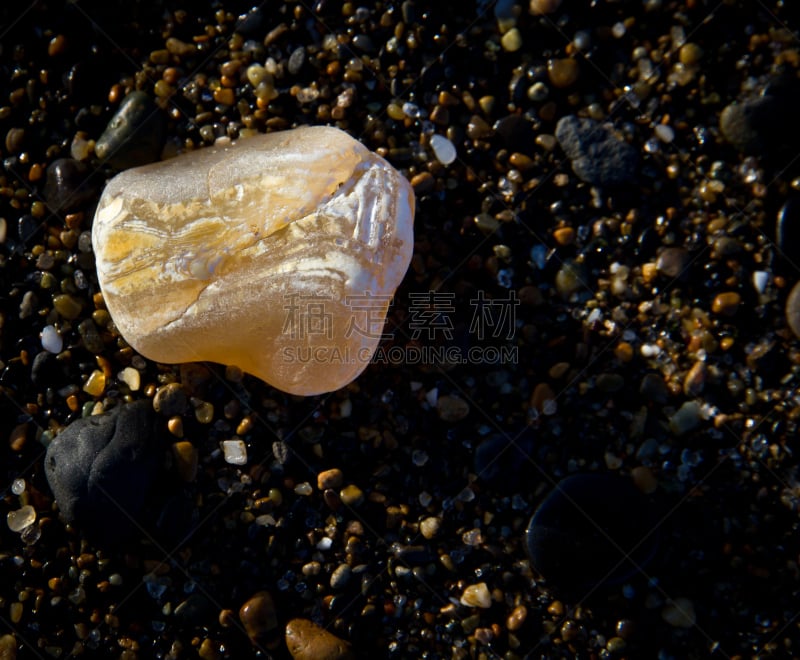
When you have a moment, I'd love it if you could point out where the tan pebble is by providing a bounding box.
[631,466,658,494]
[460,582,492,608]
[317,468,343,490]
[530,0,562,14]
[661,598,696,628]
[711,292,740,316]
[478,95,495,115]
[501,28,522,52]
[548,362,570,379]
[9,423,28,452]
[437,395,470,422]
[507,604,527,631]
[285,618,354,660]
[420,516,441,539]
[197,638,219,660]
[683,361,707,396]
[535,134,557,151]
[213,87,235,106]
[410,171,435,194]
[339,484,364,506]
[530,382,555,412]
[0,634,16,659]
[9,602,22,624]
[547,58,579,88]
[679,43,703,66]
[239,591,278,646]
[508,153,534,170]
[171,442,198,482]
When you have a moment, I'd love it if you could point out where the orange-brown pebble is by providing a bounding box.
[507,605,528,631]
[213,87,235,105]
[530,382,555,412]
[553,226,575,246]
[547,58,580,88]
[48,35,67,56]
[171,441,198,482]
[530,0,562,14]
[317,468,343,491]
[547,600,564,616]
[285,618,354,660]
[631,466,658,494]
[711,292,741,316]
[239,591,279,646]
[615,341,634,363]
[410,171,435,194]
[509,152,534,170]
[167,416,184,437]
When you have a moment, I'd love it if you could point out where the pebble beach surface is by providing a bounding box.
[2,0,800,658]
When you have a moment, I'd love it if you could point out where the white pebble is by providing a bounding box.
[221,439,247,465]
[11,478,25,495]
[294,482,313,496]
[430,134,457,165]
[41,325,63,353]
[118,366,141,391]
[752,270,769,294]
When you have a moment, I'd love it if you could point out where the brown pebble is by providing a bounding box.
[711,292,741,316]
[239,591,278,646]
[530,0,562,14]
[466,115,493,140]
[213,87,235,106]
[410,171,435,194]
[9,422,28,451]
[48,35,67,57]
[631,466,658,494]
[507,605,527,631]
[530,382,555,412]
[509,152,534,170]
[437,395,470,422]
[171,442,198,482]
[0,634,16,659]
[553,226,575,246]
[683,361,707,396]
[547,58,580,88]
[317,468,343,490]
[285,618,354,660]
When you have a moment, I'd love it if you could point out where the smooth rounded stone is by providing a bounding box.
[460,582,492,608]
[41,325,63,353]
[92,127,414,396]
[285,618,354,660]
[669,401,702,436]
[172,441,198,482]
[317,468,343,490]
[430,134,456,165]
[77,318,104,354]
[420,516,441,539]
[240,591,279,646]
[437,395,470,422]
[153,382,188,417]
[656,246,690,280]
[547,58,579,88]
[776,197,800,269]
[555,115,638,186]
[0,633,15,658]
[330,563,351,589]
[525,473,659,592]
[711,291,741,316]
[474,430,535,491]
[787,281,800,339]
[661,597,696,628]
[719,79,800,157]
[43,158,98,212]
[7,505,35,532]
[174,593,216,626]
[44,400,160,540]
[95,91,166,170]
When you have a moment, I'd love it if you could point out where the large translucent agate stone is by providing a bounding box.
[92,126,414,395]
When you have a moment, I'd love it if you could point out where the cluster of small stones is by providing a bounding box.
[1,0,800,658]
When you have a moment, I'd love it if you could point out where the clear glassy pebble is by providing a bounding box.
[7,505,36,532]
[41,325,63,353]
[92,127,414,395]
[430,134,457,165]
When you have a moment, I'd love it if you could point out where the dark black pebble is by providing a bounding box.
[44,400,160,541]
[719,78,800,158]
[43,159,98,213]
[525,473,659,593]
[555,115,638,187]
